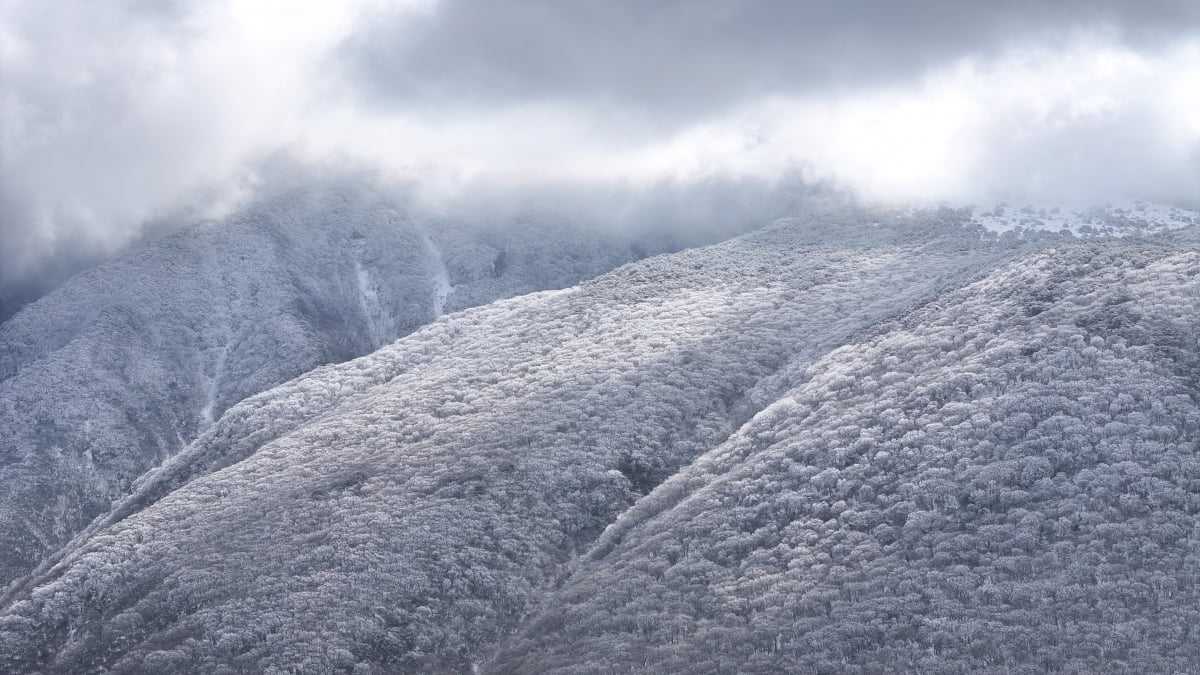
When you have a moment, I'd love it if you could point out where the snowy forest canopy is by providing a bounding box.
[0,192,1197,673]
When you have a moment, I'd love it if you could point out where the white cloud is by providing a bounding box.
[290,36,1200,206]
[0,0,423,282]
[1,0,1198,301]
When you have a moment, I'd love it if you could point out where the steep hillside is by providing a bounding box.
[3,210,1196,674]
[0,185,709,590]
[492,240,1200,673]
[0,212,1016,673]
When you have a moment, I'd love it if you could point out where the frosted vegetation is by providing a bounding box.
[0,185,724,591]
[968,200,1200,238]
[0,200,1197,673]
[495,238,1200,673]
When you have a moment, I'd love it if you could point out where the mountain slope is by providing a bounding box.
[0,212,1016,673]
[0,185,711,590]
[491,239,1200,673]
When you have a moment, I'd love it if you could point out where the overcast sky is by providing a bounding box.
[2,0,1199,296]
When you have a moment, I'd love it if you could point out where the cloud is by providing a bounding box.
[658,41,1200,204]
[303,34,1200,206]
[340,0,1200,120]
[2,0,1199,315]
[0,0,375,281]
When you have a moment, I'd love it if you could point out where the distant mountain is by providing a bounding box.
[0,184,717,592]
[1,205,1197,674]
[967,200,1200,237]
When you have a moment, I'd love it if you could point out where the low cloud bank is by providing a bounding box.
[2,1,1197,318]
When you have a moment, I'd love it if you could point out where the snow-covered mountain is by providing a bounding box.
[494,232,1200,673]
[0,184,728,592]
[0,200,1197,673]
[2,204,1196,673]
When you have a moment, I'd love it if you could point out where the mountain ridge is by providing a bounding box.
[489,238,1200,673]
[1,204,1196,673]
[0,184,731,594]
[2,212,1039,672]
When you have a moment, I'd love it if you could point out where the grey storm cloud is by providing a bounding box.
[341,0,1200,118]
[2,0,1199,320]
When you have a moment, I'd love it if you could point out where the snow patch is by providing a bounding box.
[355,261,387,347]
[969,200,1199,237]
[423,234,455,318]
[200,343,228,427]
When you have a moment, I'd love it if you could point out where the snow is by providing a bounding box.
[423,233,456,318]
[2,203,1198,673]
[200,342,228,427]
[968,200,1200,236]
[354,261,386,348]
[0,183,728,592]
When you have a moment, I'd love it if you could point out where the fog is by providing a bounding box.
[2,0,1199,318]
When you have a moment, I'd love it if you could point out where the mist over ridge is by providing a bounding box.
[3,0,1199,315]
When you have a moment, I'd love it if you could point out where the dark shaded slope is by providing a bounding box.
[0,185,706,591]
[0,214,1011,673]
[490,239,1200,674]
